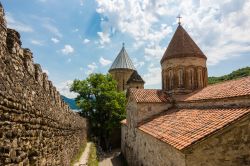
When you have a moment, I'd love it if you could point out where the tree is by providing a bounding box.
[70,73,126,150]
[208,66,250,84]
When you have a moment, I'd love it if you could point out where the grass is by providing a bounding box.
[88,143,99,166]
[70,141,87,166]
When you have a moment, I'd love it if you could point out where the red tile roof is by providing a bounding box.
[129,88,169,103]
[139,107,250,150]
[161,25,206,64]
[176,77,250,102]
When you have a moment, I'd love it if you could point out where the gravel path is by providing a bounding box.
[99,149,122,166]
[74,142,91,166]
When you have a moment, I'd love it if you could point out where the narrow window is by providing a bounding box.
[178,69,183,87]
[169,70,173,89]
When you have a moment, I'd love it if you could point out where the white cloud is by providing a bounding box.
[56,80,78,99]
[96,0,172,47]
[80,0,84,6]
[31,39,44,46]
[144,45,165,61]
[61,45,74,55]
[99,56,112,66]
[96,0,250,65]
[86,62,98,75]
[51,37,60,43]
[43,23,62,38]
[133,58,145,69]
[5,13,33,32]
[97,32,111,46]
[83,38,90,44]
[143,64,161,87]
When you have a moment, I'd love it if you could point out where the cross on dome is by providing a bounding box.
[177,14,182,25]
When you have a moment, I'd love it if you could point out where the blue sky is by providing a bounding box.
[2,0,250,98]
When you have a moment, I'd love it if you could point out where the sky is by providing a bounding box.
[2,0,250,98]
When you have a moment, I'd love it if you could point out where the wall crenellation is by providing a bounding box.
[0,3,87,166]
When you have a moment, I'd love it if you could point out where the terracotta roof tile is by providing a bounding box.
[129,89,169,103]
[161,25,206,64]
[139,107,250,150]
[176,76,250,101]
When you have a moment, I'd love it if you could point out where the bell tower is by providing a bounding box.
[161,24,208,94]
[109,43,144,91]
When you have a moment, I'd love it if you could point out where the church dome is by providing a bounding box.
[109,44,136,72]
[160,25,206,64]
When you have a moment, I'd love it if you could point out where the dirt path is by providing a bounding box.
[74,142,91,166]
[99,149,123,166]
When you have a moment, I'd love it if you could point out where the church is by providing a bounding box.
[120,23,250,166]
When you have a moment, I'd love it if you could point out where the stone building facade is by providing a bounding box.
[0,4,87,166]
[121,24,250,166]
[109,44,144,91]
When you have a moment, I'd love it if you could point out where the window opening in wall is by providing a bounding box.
[178,69,183,87]
[169,70,173,89]
[190,69,194,89]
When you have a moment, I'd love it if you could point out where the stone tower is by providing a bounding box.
[109,44,144,91]
[161,25,208,94]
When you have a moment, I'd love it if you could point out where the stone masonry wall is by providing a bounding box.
[184,113,250,166]
[0,5,87,166]
[121,125,186,166]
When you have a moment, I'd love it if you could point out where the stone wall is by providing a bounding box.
[109,69,134,91]
[161,57,208,93]
[126,95,172,128]
[0,6,87,166]
[184,113,250,166]
[121,125,186,166]
[127,82,144,90]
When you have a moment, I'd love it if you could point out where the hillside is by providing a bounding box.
[208,67,250,84]
[61,95,79,110]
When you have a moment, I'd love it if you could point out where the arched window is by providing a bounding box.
[187,68,194,89]
[178,69,183,87]
[169,70,174,90]
[197,68,203,88]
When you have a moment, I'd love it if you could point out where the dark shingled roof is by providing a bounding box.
[127,71,145,84]
[161,25,207,64]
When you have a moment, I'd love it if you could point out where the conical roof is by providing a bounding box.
[161,25,206,64]
[127,71,145,84]
[109,44,136,71]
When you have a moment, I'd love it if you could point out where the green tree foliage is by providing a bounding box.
[70,73,126,149]
[208,67,250,84]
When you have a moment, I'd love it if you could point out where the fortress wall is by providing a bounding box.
[0,8,87,166]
